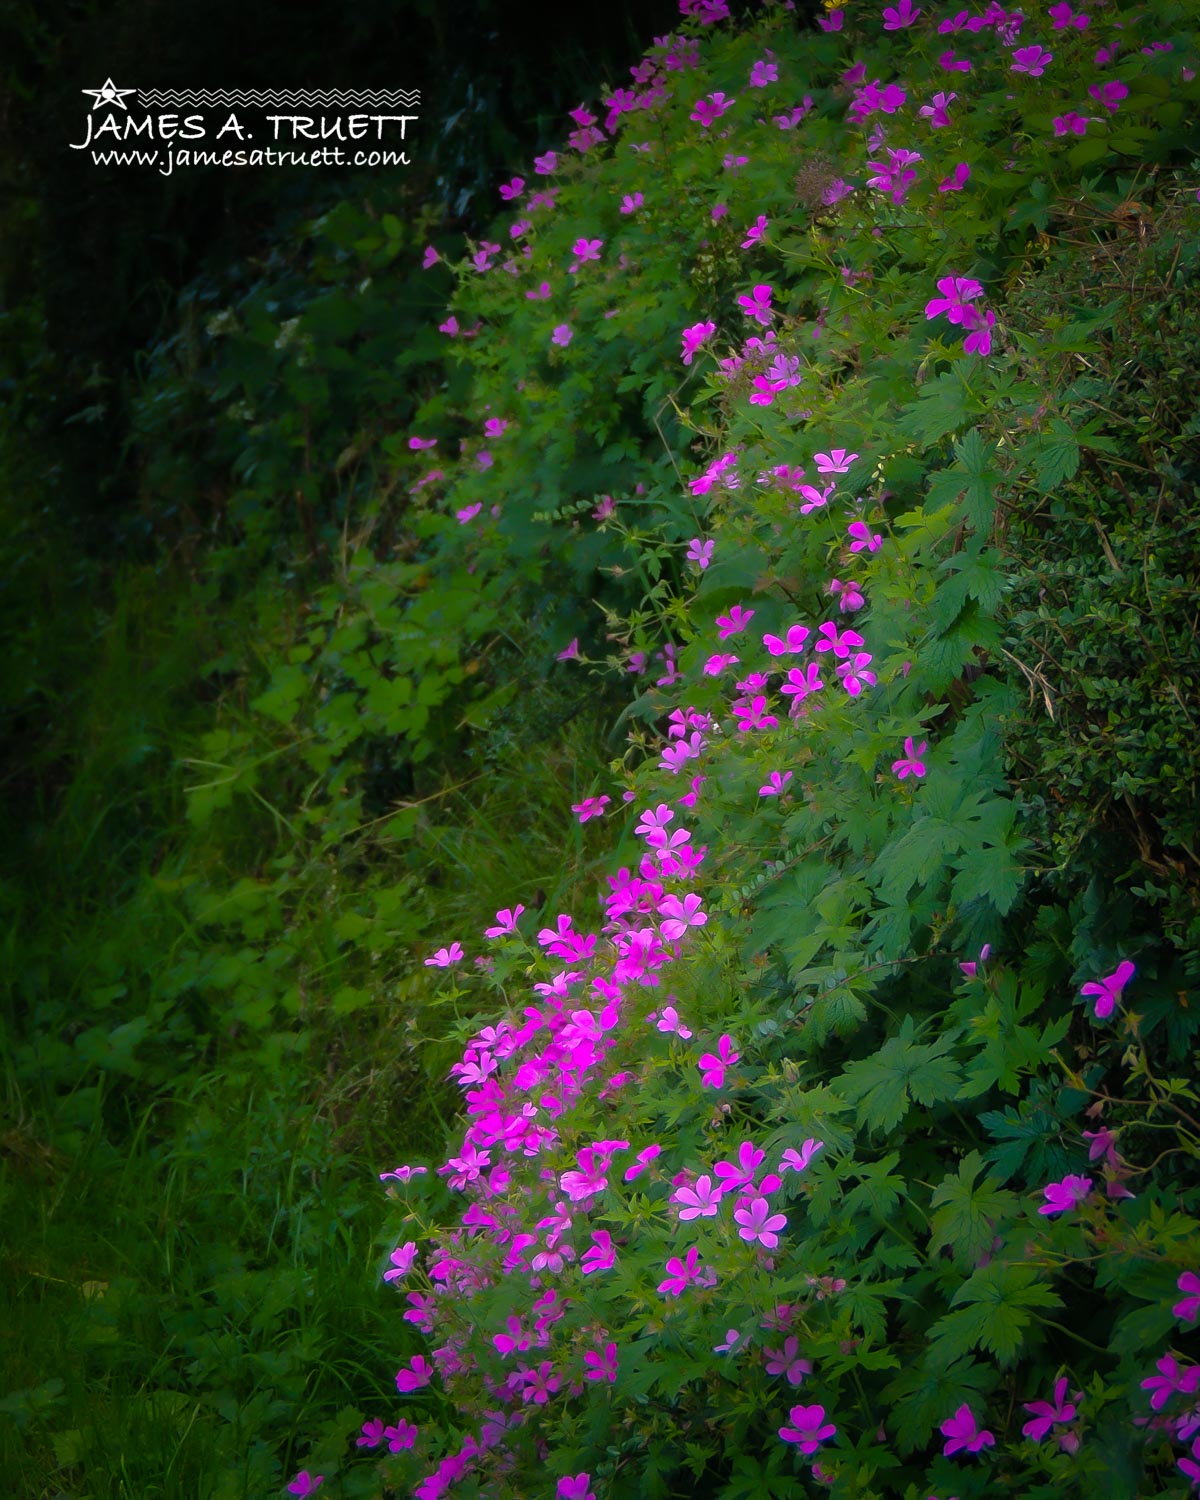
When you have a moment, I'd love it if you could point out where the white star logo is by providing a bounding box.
[81,79,137,111]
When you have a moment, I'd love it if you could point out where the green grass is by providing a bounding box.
[0,483,615,1496]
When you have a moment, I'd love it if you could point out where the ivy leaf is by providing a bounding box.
[928,1151,1018,1268]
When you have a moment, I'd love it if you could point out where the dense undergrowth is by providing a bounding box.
[3,0,1200,1496]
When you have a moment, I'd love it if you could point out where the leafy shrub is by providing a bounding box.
[260,2,1200,1497]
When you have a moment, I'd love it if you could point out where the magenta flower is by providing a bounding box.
[384,1420,418,1452]
[571,795,610,824]
[551,324,573,347]
[682,321,716,365]
[1081,959,1135,1020]
[572,237,603,263]
[698,1033,740,1088]
[1088,79,1128,111]
[763,624,811,656]
[672,1174,723,1220]
[534,151,557,175]
[658,1245,704,1295]
[1175,1272,1200,1323]
[838,652,876,696]
[499,177,525,199]
[892,737,928,779]
[286,1473,324,1497]
[424,942,464,968]
[557,1475,595,1500]
[814,448,859,474]
[815,621,864,659]
[581,1232,617,1276]
[882,0,921,27]
[1053,112,1090,136]
[526,281,552,300]
[847,520,882,553]
[408,435,438,450]
[736,284,774,325]
[383,1241,419,1282]
[940,1403,995,1456]
[732,694,778,732]
[938,162,971,192]
[939,48,973,72]
[781,1138,824,1173]
[703,652,739,676]
[734,1196,788,1248]
[686,537,715,568]
[742,214,770,249]
[396,1354,434,1392]
[1022,1377,1078,1440]
[1142,1354,1200,1410]
[716,604,755,639]
[779,1404,837,1452]
[691,92,735,127]
[439,314,459,336]
[1049,1,1089,26]
[759,771,793,797]
[659,893,708,940]
[817,8,844,30]
[959,942,991,977]
[828,577,864,612]
[1012,44,1053,75]
[583,1342,619,1383]
[619,192,644,214]
[926,275,984,324]
[484,905,525,938]
[625,1144,663,1181]
[764,1337,813,1384]
[920,90,957,126]
[421,245,440,268]
[1039,1174,1093,1215]
[358,1418,385,1449]
[962,305,996,355]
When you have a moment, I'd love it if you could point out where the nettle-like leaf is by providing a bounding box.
[837,1018,963,1134]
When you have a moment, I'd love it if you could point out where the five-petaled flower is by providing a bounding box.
[717,604,756,639]
[698,1034,740,1088]
[925,275,984,324]
[892,737,927,780]
[1022,1377,1078,1440]
[425,942,465,968]
[779,1404,837,1452]
[672,1174,723,1220]
[1039,1174,1093,1215]
[287,1473,324,1497]
[940,1403,995,1456]
[734,1195,788,1248]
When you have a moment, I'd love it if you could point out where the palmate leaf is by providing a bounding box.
[838,1018,963,1134]
[883,1355,993,1454]
[927,1151,1019,1268]
[927,1260,1061,1367]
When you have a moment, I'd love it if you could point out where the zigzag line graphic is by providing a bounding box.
[137,89,420,107]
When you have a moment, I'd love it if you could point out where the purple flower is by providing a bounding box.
[551,324,573,347]
[686,537,715,569]
[1039,1174,1093,1215]
[779,1404,837,1452]
[734,1196,788,1248]
[681,321,716,365]
[940,1403,995,1456]
[716,604,755,639]
[1022,1377,1078,1440]
[925,275,984,324]
[1011,44,1053,75]
[737,284,774,325]
[1089,79,1129,112]
[938,162,971,192]
[1053,112,1090,136]
[882,0,922,28]
[1081,959,1135,1020]
[892,737,927,779]
[1175,1272,1200,1323]
[286,1474,324,1497]
[1142,1354,1200,1410]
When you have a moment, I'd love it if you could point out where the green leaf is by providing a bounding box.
[927,1260,1061,1367]
[927,1151,1019,1268]
[839,1018,962,1134]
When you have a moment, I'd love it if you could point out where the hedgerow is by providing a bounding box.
[262,1,1200,1497]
